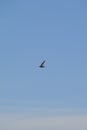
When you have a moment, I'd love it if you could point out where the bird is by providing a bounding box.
[39,60,46,68]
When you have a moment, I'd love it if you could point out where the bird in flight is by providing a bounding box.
[39,60,46,68]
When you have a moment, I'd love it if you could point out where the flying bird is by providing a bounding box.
[39,60,46,68]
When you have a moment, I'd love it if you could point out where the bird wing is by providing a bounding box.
[40,60,45,66]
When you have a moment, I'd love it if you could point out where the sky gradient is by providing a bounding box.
[0,0,87,129]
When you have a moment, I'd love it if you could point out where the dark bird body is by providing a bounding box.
[39,60,45,68]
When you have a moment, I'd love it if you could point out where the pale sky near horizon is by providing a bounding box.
[0,0,87,129]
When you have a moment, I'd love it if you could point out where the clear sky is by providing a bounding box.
[0,0,87,130]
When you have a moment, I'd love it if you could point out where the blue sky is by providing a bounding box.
[0,0,87,129]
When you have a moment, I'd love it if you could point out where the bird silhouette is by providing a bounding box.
[39,60,45,68]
